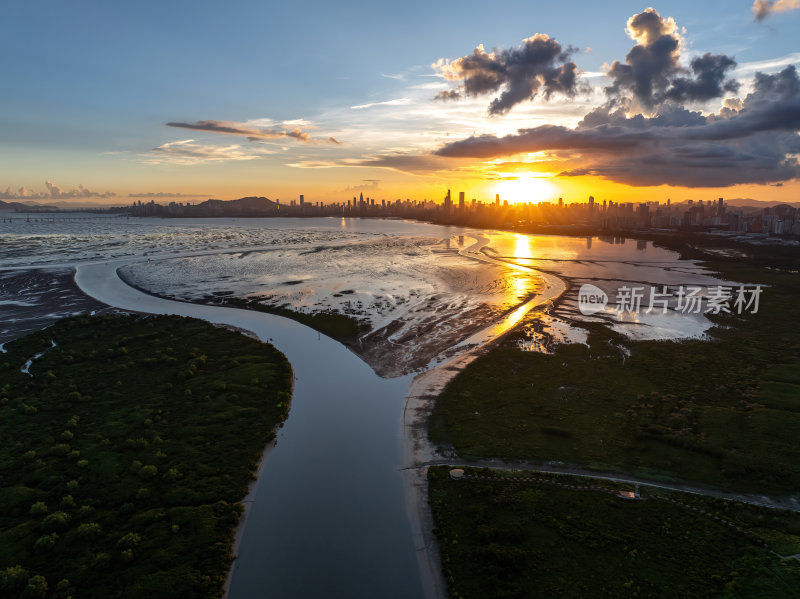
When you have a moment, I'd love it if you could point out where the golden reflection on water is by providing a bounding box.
[510,234,534,299]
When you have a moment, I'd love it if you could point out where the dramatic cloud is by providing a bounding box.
[0,182,115,200]
[753,0,800,21]
[436,66,800,187]
[664,53,740,103]
[289,153,464,175]
[166,120,339,144]
[605,8,738,109]
[145,139,275,165]
[433,34,583,115]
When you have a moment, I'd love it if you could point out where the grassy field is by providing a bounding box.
[429,239,800,495]
[429,466,800,599]
[0,314,292,599]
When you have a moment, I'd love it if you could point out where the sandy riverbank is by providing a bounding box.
[401,254,568,599]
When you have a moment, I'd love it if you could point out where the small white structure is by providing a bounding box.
[449,468,465,480]
[618,484,641,500]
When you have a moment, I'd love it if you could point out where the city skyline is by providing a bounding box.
[2,1,800,205]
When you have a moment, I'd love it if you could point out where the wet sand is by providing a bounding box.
[0,267,119,343]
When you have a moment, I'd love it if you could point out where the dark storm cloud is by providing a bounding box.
[605,8,682,108]
[436,66,800,187]
[605,8,738,109]
[433,34,584,115]
[664,53,740,103]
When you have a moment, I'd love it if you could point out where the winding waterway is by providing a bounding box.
[3,216,720,598]
[75,261,424,598]
[73,248,563,598]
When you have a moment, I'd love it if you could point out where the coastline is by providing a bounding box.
[221,436,276,599]
[401,259,568,599]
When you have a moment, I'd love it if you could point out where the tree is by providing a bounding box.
[0,565,28,591]
[34,533,58,552]
[23,575,47,598]
[77,522,103,540]
[42,511,71,531]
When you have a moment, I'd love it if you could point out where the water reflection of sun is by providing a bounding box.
[510,234,534,298]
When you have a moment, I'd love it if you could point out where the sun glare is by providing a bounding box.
[493,173,557,205]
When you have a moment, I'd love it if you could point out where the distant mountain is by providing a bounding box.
[0,199,61,211]
[19,199,122,209]
[130,196,280,217]
[191,196,279,216]
[724,198,800,209]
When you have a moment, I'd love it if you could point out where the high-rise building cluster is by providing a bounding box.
[126,191,800,238]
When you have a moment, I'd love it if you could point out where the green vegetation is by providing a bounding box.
[0,314,292,598]
[229,298,369,345]
[429,466,800,599]
[429,240,800,494]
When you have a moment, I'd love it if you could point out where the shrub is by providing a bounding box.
[91,552,111,570]
[54,579,73,599]
[139,465,158,479]
[42,511,71,531]
[29,502,48,516]
[23,574,47,598]
[51,444,70,456]
[34,533,58,552]
[116,532,141,549]
[77,522,102,540]
[0,565,28,591]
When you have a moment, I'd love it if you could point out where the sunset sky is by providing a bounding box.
[2,1,799,205]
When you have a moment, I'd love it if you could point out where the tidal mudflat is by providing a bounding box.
[0,215,737,598]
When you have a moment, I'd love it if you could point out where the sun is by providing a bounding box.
[493,173,557,205]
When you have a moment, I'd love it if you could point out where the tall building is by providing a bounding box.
[495,194,500,206]
[458,191,465,210]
